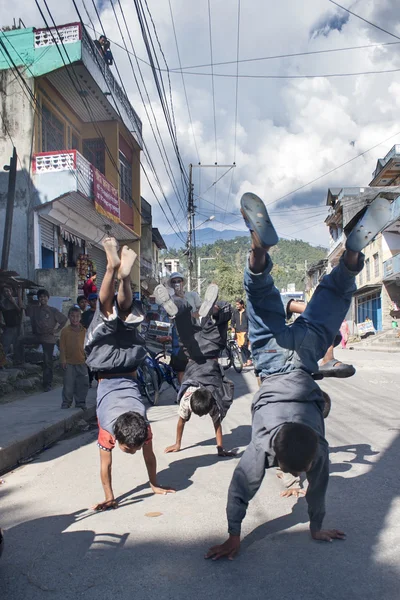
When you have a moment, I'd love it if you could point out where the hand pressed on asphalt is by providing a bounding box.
[205,536,241,561]
[92,499,118,511]
[280,488,305,498]
[164,443,181,453]
[312,529,346,542]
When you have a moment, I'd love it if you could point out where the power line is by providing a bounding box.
[80,0,188,239]
[267,128,400,209]
[207,0,218,165]
[171,40,400,71]
[37,0,186,242]
[170,66,400,79]
[168,0,200,163]
[327,0,400,42]
[108,0,187,217]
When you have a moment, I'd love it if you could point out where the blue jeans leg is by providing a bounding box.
[244,254,301,376]
[290,254,363,368]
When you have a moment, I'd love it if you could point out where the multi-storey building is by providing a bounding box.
[324,183,400,332]
[140,198,166,295]
[0,23,143,299]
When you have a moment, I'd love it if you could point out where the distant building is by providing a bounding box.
[140,198,167,295]
[163,258,180,276]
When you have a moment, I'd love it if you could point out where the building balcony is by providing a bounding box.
[33,150,138,244]
[383,254,400,281]
[370,144,400,186]
[328,232,345,256]
[0,23,142,145]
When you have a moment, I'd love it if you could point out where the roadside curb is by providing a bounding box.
[0,405,96,475]
[349,346,400,353]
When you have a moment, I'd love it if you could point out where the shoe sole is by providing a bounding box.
[240,192,279,248]
[346,195,392,252]
[154,285,178,317]
[199,284,219,318]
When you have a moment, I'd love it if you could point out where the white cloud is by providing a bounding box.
[2,0,400,248]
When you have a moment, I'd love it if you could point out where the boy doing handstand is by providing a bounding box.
[206,191,391,559]
[154,284,235,457]
[85,238,174,511]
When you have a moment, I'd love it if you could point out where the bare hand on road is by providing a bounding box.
[165,443,181,453]
[92,499,118,511]
[280,488,305,498]
[312,529,346,542]
[205,536,241,561]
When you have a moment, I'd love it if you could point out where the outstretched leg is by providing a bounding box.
[99,237,120,318]
[117,246,136,313]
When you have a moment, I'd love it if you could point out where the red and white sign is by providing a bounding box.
[92,166,120,224]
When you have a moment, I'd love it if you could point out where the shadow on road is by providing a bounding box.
[2,434,399,600]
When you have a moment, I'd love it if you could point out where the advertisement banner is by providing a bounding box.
[92,166,120,223]
[357,321,376,337]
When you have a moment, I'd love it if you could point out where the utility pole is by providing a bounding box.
[186,163,235,291]
[1,147,17,271]
[186,163,194,291]
[198,256,216,294]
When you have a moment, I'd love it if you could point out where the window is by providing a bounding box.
[359,270,363,286]
[366,258,370,282]
[71,132,80,151]
[119,151,132,205]
[41,104,64,152]
[83,139,105,174]
[373,253,380,278]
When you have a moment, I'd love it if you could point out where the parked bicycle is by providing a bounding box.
[137,353,160,406]
[219,331,243,373]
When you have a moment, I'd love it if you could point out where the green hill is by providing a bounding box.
[163,236,327,302]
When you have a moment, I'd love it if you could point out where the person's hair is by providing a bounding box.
[273,423,318,473]
[68,306,81,317]
[91,271,97,276]
[77,295,86,304]
[190,388,214,417]
[236,298,245,306]
[113,412,148,448]
[37,288,49,298]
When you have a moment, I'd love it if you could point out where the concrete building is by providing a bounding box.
[305,259,327,302]
[140,198,166,295]
[0,23,143,299]
[163,257,180,276]
[325,184,400,332]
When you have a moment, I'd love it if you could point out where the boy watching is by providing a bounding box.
[60,306,89,410]
[206,191,391,560]
[154,283,235,458]
[76,295,88,313]
[85,238,174,511]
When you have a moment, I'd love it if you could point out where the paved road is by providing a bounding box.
[1,349,399,600]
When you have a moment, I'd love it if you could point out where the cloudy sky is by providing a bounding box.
[2,0,400,247]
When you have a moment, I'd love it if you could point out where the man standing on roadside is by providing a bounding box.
[231,299,252,367]
[0,284,23,358]
[14,289,67,392]
[81,293,98,388]
[60,306,89,410]
[83,272,97,299]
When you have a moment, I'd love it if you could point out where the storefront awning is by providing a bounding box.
[34,191,139,247]
[354,284,382,296]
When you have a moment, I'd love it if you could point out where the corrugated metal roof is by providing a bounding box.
[47,66,117,123]
[35,191,138,244]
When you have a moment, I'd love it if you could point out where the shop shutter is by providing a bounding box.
[40,218,55,250]
[90,245,107,287]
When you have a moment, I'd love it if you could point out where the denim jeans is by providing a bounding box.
[244,253,363,376]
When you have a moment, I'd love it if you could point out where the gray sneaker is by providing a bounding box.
[199,284,219,319]
[154,284,179,317]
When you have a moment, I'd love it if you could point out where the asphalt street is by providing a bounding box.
[1,349,399,600]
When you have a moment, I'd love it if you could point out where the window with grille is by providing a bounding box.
[71,132,80,151]
[83,139,105,174]
[366,258,370,281]
[119,151,132,206]
[41,104,64,151]
[373,253,379,278]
